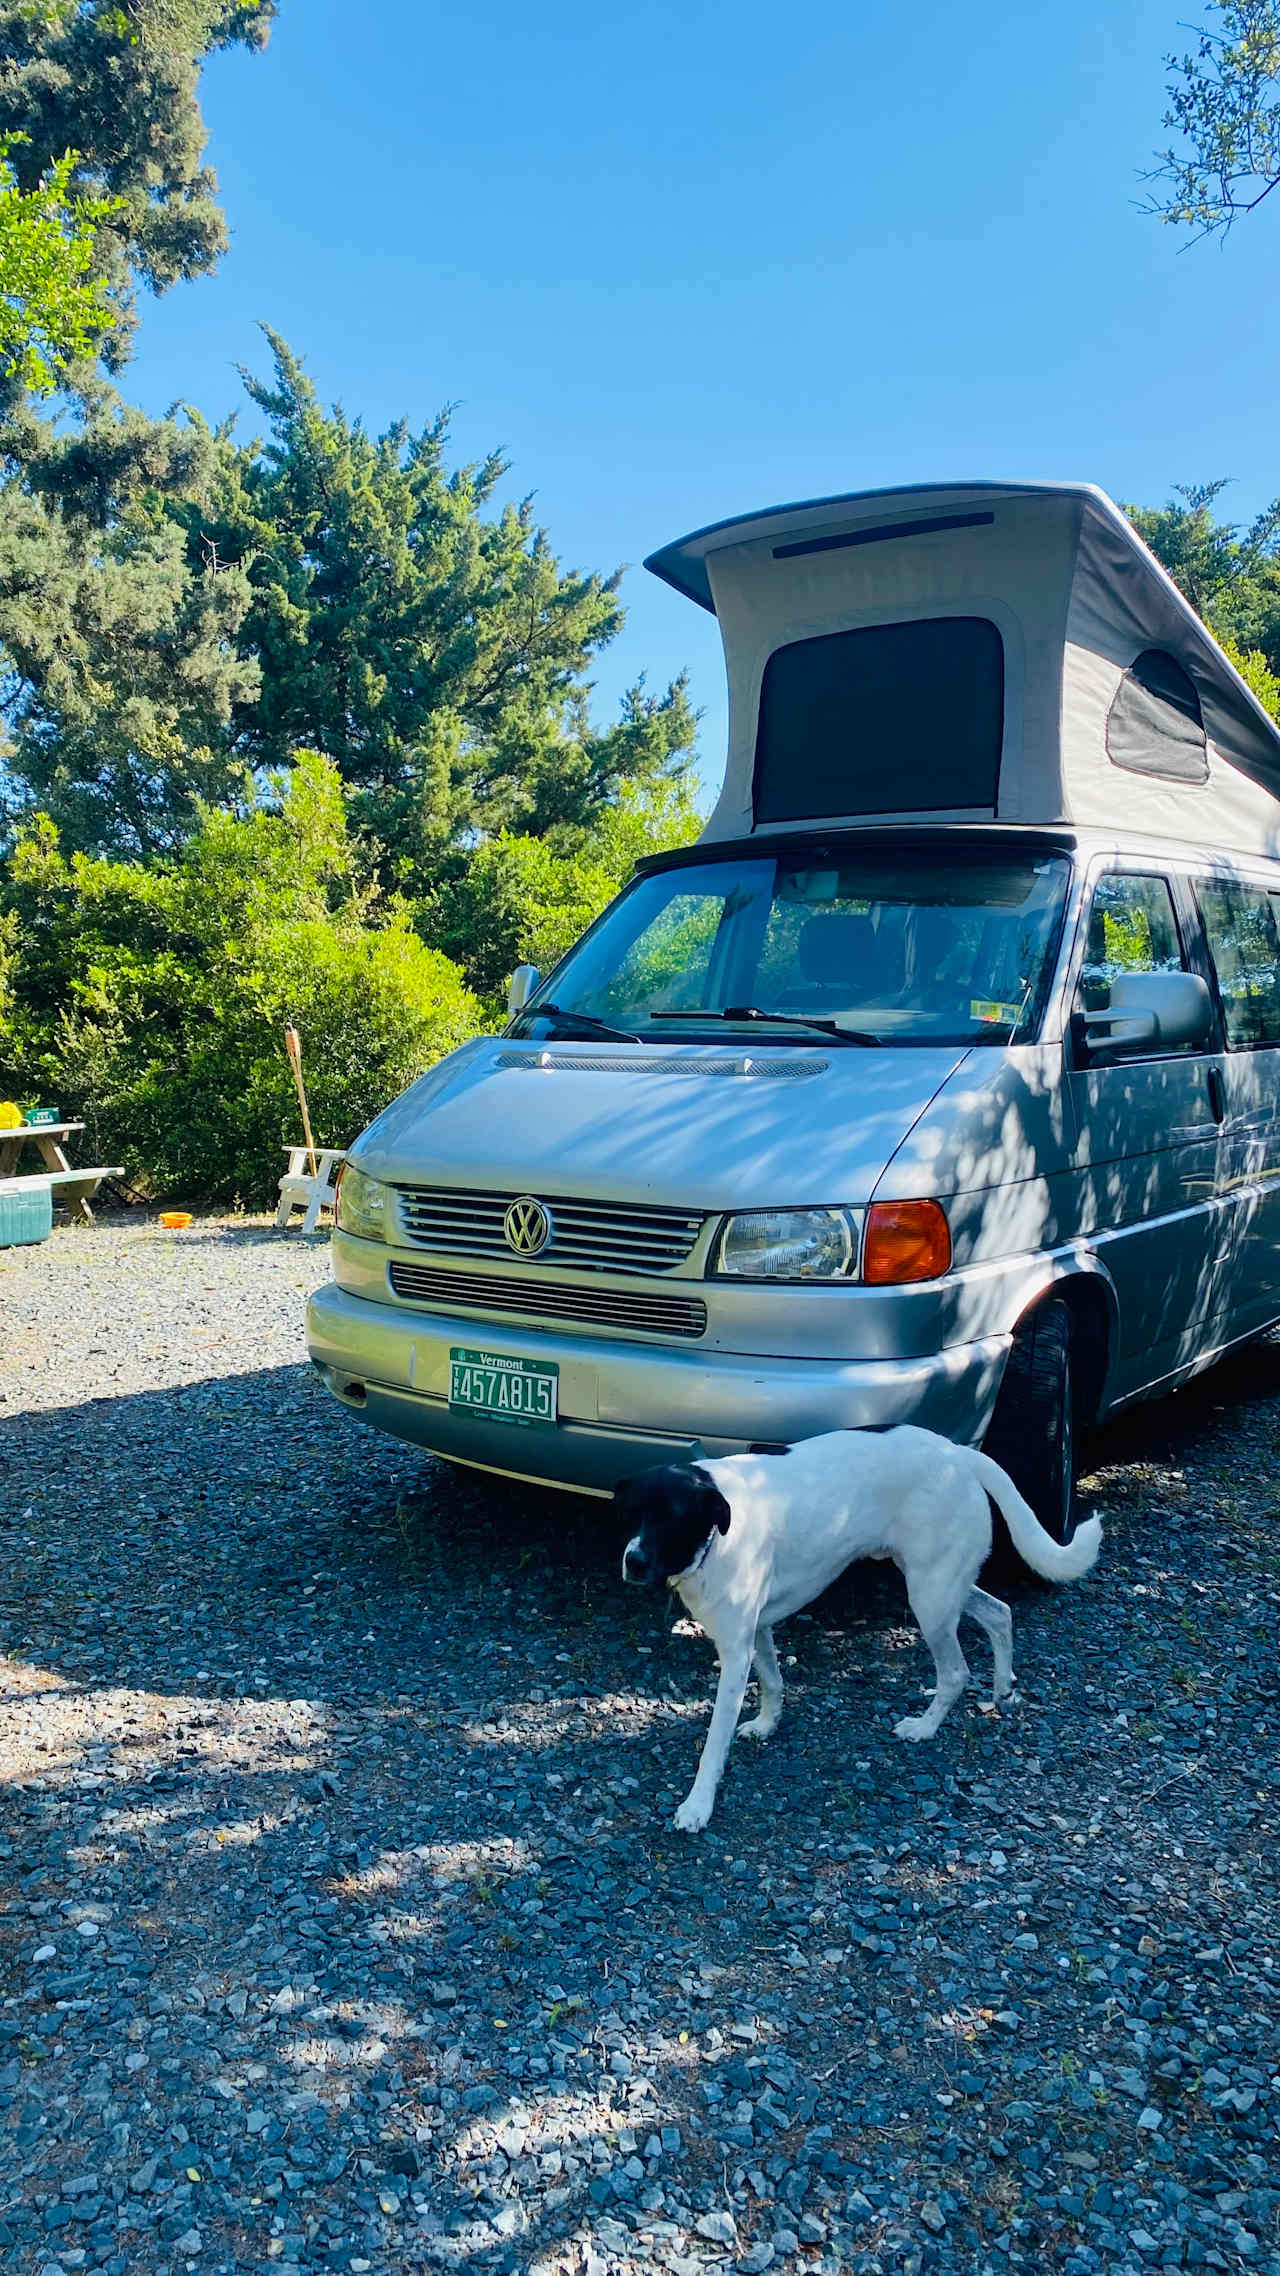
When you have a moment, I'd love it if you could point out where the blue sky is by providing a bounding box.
[129,0,1280,793]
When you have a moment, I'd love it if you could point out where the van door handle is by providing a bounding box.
[1207,1067,1226,1124]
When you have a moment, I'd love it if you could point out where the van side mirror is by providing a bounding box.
[507,964,540,1016]
[1076,970,1214,1057]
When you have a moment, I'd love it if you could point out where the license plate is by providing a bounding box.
[448,1347,559,1427]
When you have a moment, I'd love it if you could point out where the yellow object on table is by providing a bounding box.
[0,1102,23,1129]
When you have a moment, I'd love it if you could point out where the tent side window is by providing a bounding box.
[752,616,1005,825]
[1105,648,1208,784]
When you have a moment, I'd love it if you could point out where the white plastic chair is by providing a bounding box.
[275,1145,346,1234]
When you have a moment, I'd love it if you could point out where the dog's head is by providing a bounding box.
[617,1462,731,1590]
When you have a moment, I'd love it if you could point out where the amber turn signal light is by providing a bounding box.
[862,1199,951,1285]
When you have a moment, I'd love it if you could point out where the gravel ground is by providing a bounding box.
[1,1214,1278,2276]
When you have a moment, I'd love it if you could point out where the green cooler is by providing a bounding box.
[0,1175,53,1248]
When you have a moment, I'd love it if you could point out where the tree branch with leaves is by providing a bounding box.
[0,138,119,393]
[1146,2,1280,234]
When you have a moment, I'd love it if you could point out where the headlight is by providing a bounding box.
[335,1162,393,1243]
[715,1207,858,1280]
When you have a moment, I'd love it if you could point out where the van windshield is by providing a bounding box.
[515,846,1071,1047]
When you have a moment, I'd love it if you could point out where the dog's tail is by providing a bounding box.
[965,1448,1103,1582]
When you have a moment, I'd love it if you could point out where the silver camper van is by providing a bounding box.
[306,481,1280,1538]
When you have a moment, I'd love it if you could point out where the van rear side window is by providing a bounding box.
[1197,877,1280,1046]
[752,617,1004,824]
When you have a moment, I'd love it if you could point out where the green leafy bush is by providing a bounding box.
[421,776,700,1005]
[421,832,622,1008]
[1219,631,1280,723]
[0,752,482,1203]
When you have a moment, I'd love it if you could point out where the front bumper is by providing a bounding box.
[305,1282,1011,1496]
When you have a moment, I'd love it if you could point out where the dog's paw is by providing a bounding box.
[737,1714,779,1743]
[673,1794,711,1833]
[893,1713,936,1742]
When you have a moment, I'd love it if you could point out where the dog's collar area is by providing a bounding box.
[672,1532,717,1584]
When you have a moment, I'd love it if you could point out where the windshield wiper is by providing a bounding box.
[522,1002,641,1044]
[651,1005,881,1047]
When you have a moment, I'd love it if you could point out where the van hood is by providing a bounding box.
[352,1037,972,1211]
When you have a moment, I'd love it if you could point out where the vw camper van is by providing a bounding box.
[306,481,1280,1538]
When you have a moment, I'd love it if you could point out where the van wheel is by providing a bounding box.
[983,1299,1077,1550]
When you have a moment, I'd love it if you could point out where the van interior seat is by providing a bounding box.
[897,905,967,1005]
[792,912,880,999]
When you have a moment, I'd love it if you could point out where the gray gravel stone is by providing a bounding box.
[2,1217,1280,2276]
[696,2208,738,2242]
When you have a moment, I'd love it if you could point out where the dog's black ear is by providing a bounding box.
[614,1466,660,1515]
[693,1471,731,1536]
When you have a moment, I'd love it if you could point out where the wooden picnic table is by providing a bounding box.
[0,1121,121,1224]
[0,1121,85,1179]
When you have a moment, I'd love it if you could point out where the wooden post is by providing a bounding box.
[284,1023,317,1177]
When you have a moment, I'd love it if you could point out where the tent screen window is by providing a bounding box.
[753,615,1004,824]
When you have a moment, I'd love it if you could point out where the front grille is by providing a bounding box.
[393,1185,704,1274]
[388,1261,707,1340]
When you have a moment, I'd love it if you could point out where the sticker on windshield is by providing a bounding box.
[970,998,1023,1026]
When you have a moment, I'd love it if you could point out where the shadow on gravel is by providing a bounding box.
[134,1223,324,1251]
[4,1337,1280,2271]
[2,1358,952,2270]
[1085,1328,1280,1472]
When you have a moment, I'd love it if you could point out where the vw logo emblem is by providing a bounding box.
[504,1195,552,1256]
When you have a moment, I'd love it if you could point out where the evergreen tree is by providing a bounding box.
[0,377,257,854]
[0,0,276,377]
[0,335,698,862]
[176,332,697,882]
[0,0,275,848]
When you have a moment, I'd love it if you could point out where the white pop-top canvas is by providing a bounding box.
[645,481,1280,857]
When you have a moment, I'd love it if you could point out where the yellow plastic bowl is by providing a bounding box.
[158,1210,193,1230]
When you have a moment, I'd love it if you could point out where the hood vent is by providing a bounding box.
[495,1050,826,1080]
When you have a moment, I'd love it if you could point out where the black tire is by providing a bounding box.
[983,1298,1077,1551]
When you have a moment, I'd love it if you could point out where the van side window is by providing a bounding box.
[1196,878,1280,1047]
[1079,873,1193,1049]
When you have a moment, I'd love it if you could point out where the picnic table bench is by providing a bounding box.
[0,1121,123,1224]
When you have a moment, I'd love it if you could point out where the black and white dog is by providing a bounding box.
[619,1425,1102,1833]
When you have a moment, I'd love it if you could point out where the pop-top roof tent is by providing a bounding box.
[645,480,1280,858]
